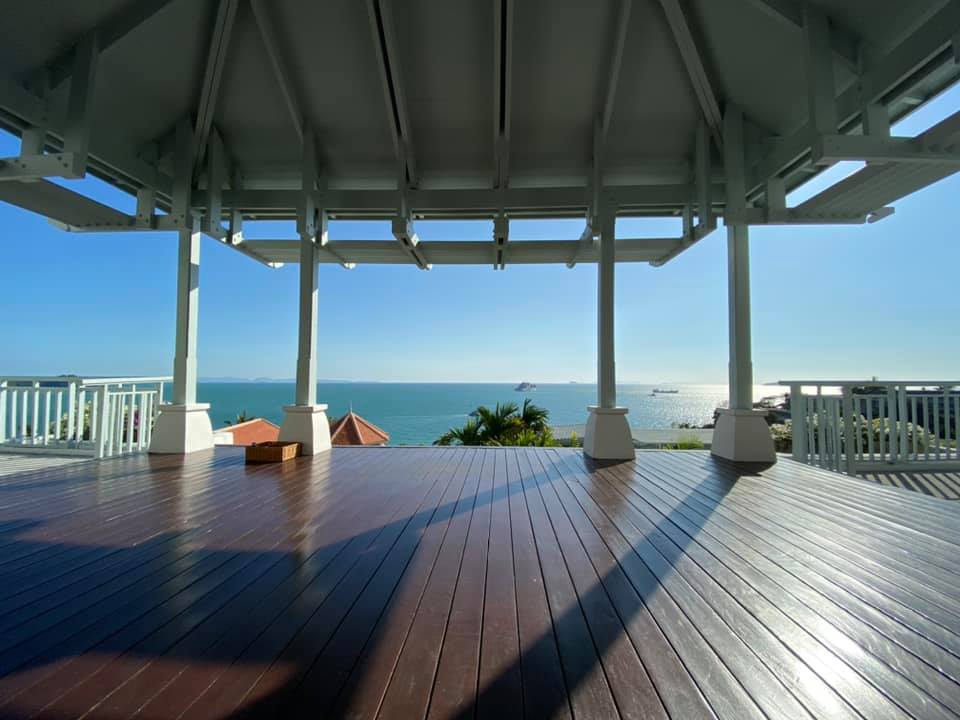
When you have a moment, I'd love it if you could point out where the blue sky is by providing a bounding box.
[3,87,959,385]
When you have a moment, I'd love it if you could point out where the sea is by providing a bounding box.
[197,382,781,445]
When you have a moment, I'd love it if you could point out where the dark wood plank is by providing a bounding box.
[530,450,669,720]
[556,451,857,719]
[39,447,407,718]
[1,446,958,720]
[517,450,621,719]
[426,447,496,720]
[508,449,573,720]
[629,453,960,716]
[0,450,390,717]
[638,453,960,657]
[287,447,476,715]
[175,448,460,718]
[332,449,483,719]
[476,449,524,719]
[591,453,942,720]
[130,448,421,719]
[651,453,960,637]
[531,450,717,720]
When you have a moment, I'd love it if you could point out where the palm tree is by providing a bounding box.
[434,400,557,447]
[476,402,521,445]
[519,398,549,433]
[435,418,483,446]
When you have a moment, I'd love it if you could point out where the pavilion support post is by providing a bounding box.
[150,218,214,454]
[584,208,634,460]
[712,104,775,464]
[279,127,331,455]
[278,231,332,455]
[150,117,213,454]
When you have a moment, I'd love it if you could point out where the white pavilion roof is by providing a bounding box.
[1,0,959,267]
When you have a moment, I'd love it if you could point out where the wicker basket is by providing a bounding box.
[245,441,301,463]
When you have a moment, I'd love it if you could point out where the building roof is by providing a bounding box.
[329,411,390,446]
[220,417,280,446]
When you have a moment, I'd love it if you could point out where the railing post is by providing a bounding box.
[43,389,51,447]
[842,387,856,476]
[886,384,898,463]
[790,384,806,462]
[96,386,110,458]
[20,389,28,441]
[76,388,87,443]
[0,380,6,443]
[898,385,908,464]
[31,382,40,445]
[66,380,77,445]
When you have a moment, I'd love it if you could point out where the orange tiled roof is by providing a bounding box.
[329,411,390,446]
[222,418,280,446]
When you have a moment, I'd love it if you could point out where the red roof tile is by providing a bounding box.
[221,418,280,446]
[329,411,390,446]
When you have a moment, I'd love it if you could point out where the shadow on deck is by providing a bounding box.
[0,447,958,719]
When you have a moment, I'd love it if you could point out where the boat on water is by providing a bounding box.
[514,381,537,391]
[652,388,679,394]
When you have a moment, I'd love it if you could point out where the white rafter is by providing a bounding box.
[748,0,960,194]
[493,0,514,269]
[569,0,632,268]
[1,35,99,182]
[250,0,304,143]
[493,0,514,190]
[657,0,722,148]
[367,0,418,186]
[368,0,426,268]
[194,0,239,173]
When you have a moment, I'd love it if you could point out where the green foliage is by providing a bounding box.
[435,418,484,446]
[769,421,793,452]
[663,435,706,450]
[434,401,557,447]
[770,417,940,454]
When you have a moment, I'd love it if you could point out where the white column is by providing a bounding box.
[584,209,634,460]
[711,104,775,464]
[150,218,214,454]
[0,380,7,444]
[279,232,332,455]
[295,233,318,406]
[173,224,200,404]
[597,210,616,409]
[279,127,332,456]
[727,224,753,411]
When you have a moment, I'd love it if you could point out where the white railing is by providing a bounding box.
[780,381,960,474]
[0,376,170,458]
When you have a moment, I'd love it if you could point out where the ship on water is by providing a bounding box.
[514,381,537,392]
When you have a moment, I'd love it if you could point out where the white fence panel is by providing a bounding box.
[782,381,960,473]
[0,376,170,458]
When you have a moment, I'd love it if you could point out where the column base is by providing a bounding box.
[711,408,776,463]
[279,404,332,456]
[583,406,635,460]
[149,403,214,454]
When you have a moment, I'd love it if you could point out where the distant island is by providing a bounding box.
[199,377,364,383]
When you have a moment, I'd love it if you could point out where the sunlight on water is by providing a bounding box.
[196,383,781,446]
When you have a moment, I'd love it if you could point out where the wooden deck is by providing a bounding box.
[859,468,960,500]
[1,447,959,719]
